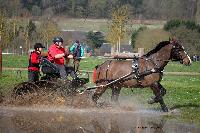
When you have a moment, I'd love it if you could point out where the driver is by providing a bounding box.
[47,37,77,80]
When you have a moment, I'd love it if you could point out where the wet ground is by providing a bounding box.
[1,104,200,133]
[0,90,200,133]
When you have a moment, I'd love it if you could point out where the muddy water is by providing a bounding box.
[0,105,200,133]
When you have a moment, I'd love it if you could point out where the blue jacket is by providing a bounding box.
[70,43,84,58]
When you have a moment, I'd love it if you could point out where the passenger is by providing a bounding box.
[28,43,45,82]
[47,37,77,80]
[70,40,84,72]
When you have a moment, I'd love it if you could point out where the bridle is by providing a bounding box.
[170,41,188,62]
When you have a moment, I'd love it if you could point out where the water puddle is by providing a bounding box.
[0,105,199,133]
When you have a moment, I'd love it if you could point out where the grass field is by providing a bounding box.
[1,55,200,126]
[2,55,200,72]
[57,18,164,32]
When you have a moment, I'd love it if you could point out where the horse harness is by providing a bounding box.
[131,57,163,80]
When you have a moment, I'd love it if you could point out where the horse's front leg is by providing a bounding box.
[92,84,107,104]
[149,82,168,112]
[111,86,121,105]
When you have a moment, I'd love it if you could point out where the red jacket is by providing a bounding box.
[28,51,41,71]
[47,44,65,65]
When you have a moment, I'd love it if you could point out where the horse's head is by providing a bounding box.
[170,39,192,66]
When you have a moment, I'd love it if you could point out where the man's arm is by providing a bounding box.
[55,53,65,59]
[70,45,75,52]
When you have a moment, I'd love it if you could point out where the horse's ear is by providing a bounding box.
[172,37,177,42]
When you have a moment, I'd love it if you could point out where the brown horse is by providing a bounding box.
[92,39,191,112]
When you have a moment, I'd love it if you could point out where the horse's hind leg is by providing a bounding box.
[149,82,168,112]
[111,87,121,105]
[149,82,166,103]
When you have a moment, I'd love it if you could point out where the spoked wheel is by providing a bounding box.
[34,80,58,91]
[35,80,79,98]
[12,82,40,99]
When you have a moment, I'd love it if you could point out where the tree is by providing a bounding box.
[0,12,15,49]
[0,12,6,48]
[88,0,107,18]
[86,31,106,49]
[106,5,129,53]
[32,5,42,16]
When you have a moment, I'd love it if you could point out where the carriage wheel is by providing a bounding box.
[34,80,58,91]
[12,82,40,99]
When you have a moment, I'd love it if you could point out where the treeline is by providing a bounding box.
[0,14,61,53]
[0,0,198,20]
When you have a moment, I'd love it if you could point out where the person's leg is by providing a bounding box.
[65,65,78,79]
[73,59,80,72]
[28,70,35,82]
[56,64,67,80]
[34,71,40,82]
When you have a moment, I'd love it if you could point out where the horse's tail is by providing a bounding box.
[92,65,99,83]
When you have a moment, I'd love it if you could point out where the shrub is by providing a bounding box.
[164,19,200,32]
[164,19,182,31]
[131,27,146,49]
[164,20,200,55]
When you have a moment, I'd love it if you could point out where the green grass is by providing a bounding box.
[2,55,200,72]
[165,62,200,72]
[123,75,200,126]
[1,55,200,126]
[0,70,27,94]
[2,55,28,68]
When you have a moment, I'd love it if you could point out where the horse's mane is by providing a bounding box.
[144,41,170,57]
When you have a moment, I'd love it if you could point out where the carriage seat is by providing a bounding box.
[41,58,60,76]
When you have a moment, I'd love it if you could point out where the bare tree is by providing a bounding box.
[107,5,129,53]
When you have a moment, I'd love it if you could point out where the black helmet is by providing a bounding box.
[34,43,45,49]
[75,40,79,43]
[53,37,63,43]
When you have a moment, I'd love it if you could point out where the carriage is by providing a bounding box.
[12,57,89,99]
